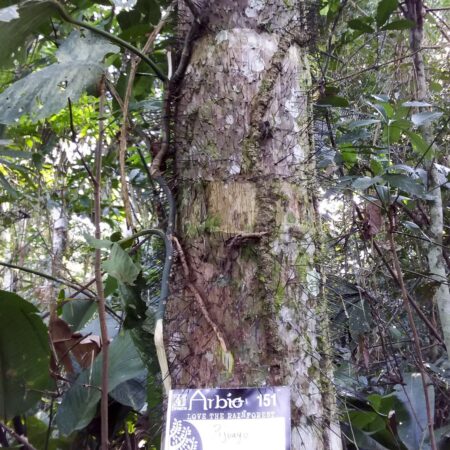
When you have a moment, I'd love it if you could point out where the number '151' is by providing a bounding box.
[256,393,277,407]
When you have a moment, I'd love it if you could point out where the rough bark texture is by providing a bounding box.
[166,1,341,448]
[405,0,450,358]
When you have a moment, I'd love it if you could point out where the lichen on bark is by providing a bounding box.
[166,1,341,448]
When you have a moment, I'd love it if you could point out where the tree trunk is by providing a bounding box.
[405,0,450,358]
[167,2,341,448]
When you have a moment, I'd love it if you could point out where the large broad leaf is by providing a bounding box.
[0,1,58,68]
[0,290,52,417]
[54,331,146,435]
[376,0,398,27]
[316,94,349,107]
[26,416,72,450]
[62,298,97,332]
[383,173,426,197]
[394,373,435,450]
[0,30,118,124]
[110,370,147,410]
[404,130,431,157]
[380,19,415,30]
[348,18,375,33]
[411,111,443,127]
[103,242,140,285]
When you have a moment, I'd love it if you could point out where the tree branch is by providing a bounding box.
[0,421,38,450]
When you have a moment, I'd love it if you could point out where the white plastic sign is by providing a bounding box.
[164,386,290,450]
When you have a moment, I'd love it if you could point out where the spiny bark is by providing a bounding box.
[166,1,340,448]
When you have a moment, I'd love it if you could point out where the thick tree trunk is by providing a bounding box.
[167,2,341,448]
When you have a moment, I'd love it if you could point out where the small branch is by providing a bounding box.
[67,98,77,142]
[333,49,422,84]
[93,77,109,450]
[0,261,95,297]
[354,204,445,346]
[116,9,172,228]
[426,6,450,11]
[0,421,38,450]
[226,231,269,248]
[172,236,230,355]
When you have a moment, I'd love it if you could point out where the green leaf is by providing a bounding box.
[383,173,426,197]
[26,416,72,450]
[368,393,395,416]
[402,100,432,107]
[404,130,431,156]
[394,373,435,450]
[104,275,119,297]
[340,145,358,165]
[352,176,383,190]
[0,148,32,158]
[348,18,375,33]
[54,331,146,435]
[317,95,349,107]
[84,233,113,249]
[371,94,390,102]
[376,0,398,27]
[62,298,97,332]
[368,102,390,122]
[343,424,391,450]
[110,371,147,410]
[0,30,119,124]
[385,118,411,143]
[0,1,58,68]
[348,299,372,339]
[381,19,415,30]
[411,111,443,126]
[103,243,140,285]
[0,290,52,417]
[348,119,380,129]
[0,171,19,198]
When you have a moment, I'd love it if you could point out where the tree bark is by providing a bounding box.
[405,0,450,358]
[167,2,341,448]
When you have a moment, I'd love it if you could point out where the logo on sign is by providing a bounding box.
[173,393,188,410]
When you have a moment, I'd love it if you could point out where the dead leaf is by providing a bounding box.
[49,317,100,374]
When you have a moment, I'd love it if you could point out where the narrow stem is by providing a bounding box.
[0,421,38,450]
[0,260,95,297]
[94,78,109,450]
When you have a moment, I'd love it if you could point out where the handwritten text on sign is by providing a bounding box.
[164,387,290,450]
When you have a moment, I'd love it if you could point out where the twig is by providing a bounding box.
[93,77,109,450]
[44,397,55,450]
[0,421,38,450]
[67,98,77,142]
[117,9,171,229]
[172,236,230,355]
[0,261,95,297]
[333,49,422,83]
[353,204,445,346]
